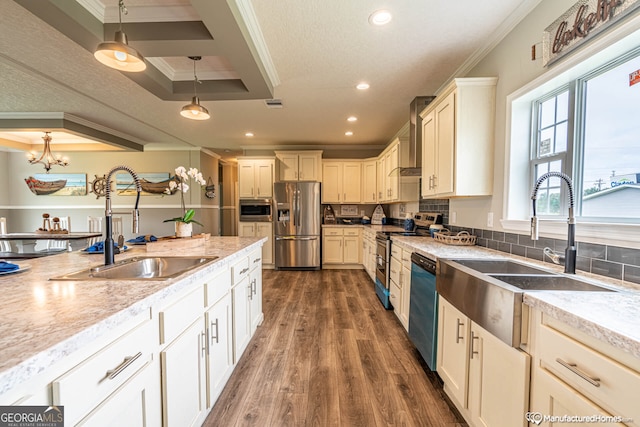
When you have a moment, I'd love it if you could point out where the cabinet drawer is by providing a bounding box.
[323,228,344,236]
[390,257,402,288]
[401,249,411,263]
[160,287,203,345]
[232,256,250,285]
[249,248,262,271]
[53,319,156,425]
[389,280,401,311]
[205,268,232,308]
[538,322,640,423]
[343,228,360,236]
[391,245,402,260]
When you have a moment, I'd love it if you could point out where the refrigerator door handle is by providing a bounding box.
[295,187,301,229]
[275,236,318,241]
[292,186,297,227]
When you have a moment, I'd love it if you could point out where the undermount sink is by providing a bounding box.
[51,256,219,281]
[437,258,617,347]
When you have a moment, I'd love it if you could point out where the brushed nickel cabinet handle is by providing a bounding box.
[106,352,142,380]
[211,319,219,345]
[240,267,249,275]
[556,358,601,387]
[456,319,464,344]
[470,331,479,359]
[248,283,253,300]
[201,331,207,357]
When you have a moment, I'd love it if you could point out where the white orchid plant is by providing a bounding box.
[163,166,207,225]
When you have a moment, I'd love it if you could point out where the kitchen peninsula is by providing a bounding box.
[0,236,266,426]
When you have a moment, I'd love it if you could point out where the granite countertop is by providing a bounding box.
[0,236,265,396]
[391,235,640,360]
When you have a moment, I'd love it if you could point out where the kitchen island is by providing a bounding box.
[0,236,266,426]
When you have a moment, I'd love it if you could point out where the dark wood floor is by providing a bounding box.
[204,269,467,427]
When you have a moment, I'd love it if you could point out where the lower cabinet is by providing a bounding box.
[437,297,530,427]
[322,227,361,267]
[238,221,273,265]
[232,258,252,363]
[205,293,232,408]
[249,249,264,334]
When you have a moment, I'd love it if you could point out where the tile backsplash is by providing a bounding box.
[416,198,640,285]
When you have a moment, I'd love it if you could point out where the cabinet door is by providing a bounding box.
[421,110,437,197]
[206,294,232,408]
[238,222,255,237]
[255,161,273,197]
[389,280,402,315]
[255,222,273,265]
[342,162,362,203]
[238,163,255,198]
[278,153,299,181]
[468,323,530,427]
[161,318,206,427]
[400,265,411,330]
[249,264,263,334]
[322,163,341,203]
[437,297,470,409]
[232,278,251,363]
[377,158,386,202]
[362,160,377,203]
[322,235,343,264]
[343,235,360,264]
[387,144,399,201]
[298,153,319,181]
[434,91,455,196]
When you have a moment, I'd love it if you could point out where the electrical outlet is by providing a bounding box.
[399,204,406,214]
[487,212,494,228]
[451,211,457,224]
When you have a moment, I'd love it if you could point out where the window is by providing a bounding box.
[531,48,640,221]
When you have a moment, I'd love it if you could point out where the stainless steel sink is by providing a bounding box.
[437,258,617,347]
[51,256,219,281]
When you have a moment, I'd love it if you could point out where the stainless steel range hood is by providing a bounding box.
[398,96,436,176]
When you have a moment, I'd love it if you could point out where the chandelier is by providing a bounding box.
[27,132,69,173]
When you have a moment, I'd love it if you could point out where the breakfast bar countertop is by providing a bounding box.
[391,235,640,360]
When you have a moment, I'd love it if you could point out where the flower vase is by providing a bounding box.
[175,222,193,238]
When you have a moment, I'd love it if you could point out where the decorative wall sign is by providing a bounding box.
[25,173,87,196]
[543,0,640,66]
[116,172,178,196]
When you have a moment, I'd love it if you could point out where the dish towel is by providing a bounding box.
[0,261,19,272]
[127,235,158,244]
[85,241,127,253]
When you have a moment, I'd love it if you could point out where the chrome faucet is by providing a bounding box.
[104,165,141,265]
[530,171,576,274]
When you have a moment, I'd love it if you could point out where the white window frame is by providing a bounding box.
[503,14,640,247]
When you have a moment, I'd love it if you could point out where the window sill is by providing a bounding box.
[501,219,640,249]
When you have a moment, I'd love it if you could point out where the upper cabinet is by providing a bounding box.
[322,161,362,203]
[378,137,419,203]
[362,160,377,203]
[274,150,322,181]
[238,157,275,199]
[421,77,497,199]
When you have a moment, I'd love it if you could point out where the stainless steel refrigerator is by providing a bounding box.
[273,181,321,269]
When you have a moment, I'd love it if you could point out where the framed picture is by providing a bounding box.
[25,173,87,196]
[116,172,176,196]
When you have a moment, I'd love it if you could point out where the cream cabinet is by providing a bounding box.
[389,249,403,325]
[322,227,361,266]
[421,77,497,198]
[362,229,376,281]
[248,248,263,334]
[238,221,273,265]
[362,160,378,203]
[321,161,362,203]
[275,150,322,181]
[528,309,639,427]
[377,137,420,203]
[391,247,412,331]
[231,256,251,363]
[238,158,274,199]
[437,297,530,427]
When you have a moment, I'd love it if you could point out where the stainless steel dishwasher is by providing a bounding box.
[409,253,438,370]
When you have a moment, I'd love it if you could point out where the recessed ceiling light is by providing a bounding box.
[356,83,370,90]
[369,10,392,26]
[345,131,353,136]
[347,116,358,122]
[245,132,254,137]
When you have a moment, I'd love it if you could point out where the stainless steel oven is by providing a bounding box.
[239,199,272,222]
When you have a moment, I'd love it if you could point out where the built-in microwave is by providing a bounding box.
[239,199,272,222]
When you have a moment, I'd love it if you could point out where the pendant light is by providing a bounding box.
[94,0,146,72]
[27,132,69,173]
[180,56,210,121]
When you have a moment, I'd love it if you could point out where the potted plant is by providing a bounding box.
[163,166,206,237]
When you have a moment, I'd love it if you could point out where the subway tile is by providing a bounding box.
[576,256,591,273]
[577,242,606,259]
[512,244,527,257]
[504,233,519,244]
[591,259,622,280]
[623,265,640,285]
[477,237,488,247]
[607,246,640,267]
[497,241,511,253]
[487,240,498,250]
[533,237,556,250]
[554,238,568,251]
[482,230,493,239]
[518,235,535,248]
[526,247,544,261]
[493,231,505,242]
[471,229,483,238]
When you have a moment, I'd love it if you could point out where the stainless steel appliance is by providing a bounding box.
[273,182,321,269]
[409,253,438,370]
[239,199,272,222]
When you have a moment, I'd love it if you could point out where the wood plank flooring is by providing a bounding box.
[204,269,467,427]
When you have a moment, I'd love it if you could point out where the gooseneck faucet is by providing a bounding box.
[530,171,576,274]
[104,165,141,265]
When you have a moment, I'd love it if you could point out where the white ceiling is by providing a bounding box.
[0,0,539,158]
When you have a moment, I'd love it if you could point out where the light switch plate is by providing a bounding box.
[487,212,494,228]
